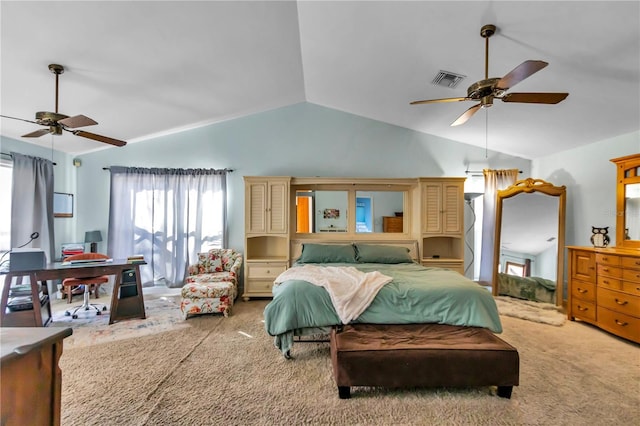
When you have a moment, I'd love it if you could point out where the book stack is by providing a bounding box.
[127,254,145,264]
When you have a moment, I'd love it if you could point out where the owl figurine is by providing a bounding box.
[591,226,610,248]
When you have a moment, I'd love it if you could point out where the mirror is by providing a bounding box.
[612,154,640,248]
[295,189,405,234]
[492,178,566,307]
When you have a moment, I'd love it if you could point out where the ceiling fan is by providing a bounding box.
[410,24,569,126]
[0,63,126,147]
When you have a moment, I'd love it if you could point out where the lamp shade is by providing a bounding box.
[84,230,103,243]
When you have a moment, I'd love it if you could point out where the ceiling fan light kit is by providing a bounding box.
[0,63,126,147]
[411,24,569,126]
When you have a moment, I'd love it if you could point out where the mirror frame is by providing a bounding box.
[492,178,567,307]
[611,153,640,249]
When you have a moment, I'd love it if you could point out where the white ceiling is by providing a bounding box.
[1,1,638,159]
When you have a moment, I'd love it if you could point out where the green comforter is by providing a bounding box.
[264,263,503,355]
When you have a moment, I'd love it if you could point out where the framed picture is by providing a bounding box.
[323,208,340,219]
[53,192,73,218]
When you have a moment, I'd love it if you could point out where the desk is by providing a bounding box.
[1,327,73,425]
[1,259,146,327]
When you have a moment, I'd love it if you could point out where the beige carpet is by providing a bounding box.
[494,296,566,326]
[57,299,640,426]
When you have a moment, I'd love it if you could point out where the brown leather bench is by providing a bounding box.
[330,323,519,399]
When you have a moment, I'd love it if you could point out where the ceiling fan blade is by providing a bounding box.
[0,114,39,125]
[58,114,98,128]
[22,129,51,138]
[496,60,548,91]
[71,130,127,147]
[451,104,482,126]
[410,97,469,105]
[501,92,569,104]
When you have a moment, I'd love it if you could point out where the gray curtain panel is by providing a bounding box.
[10,152,55,263]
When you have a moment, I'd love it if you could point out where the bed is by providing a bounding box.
[497,272,556,304]
[263,242,502,358]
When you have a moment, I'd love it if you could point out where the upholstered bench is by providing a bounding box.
[330,323,519,399]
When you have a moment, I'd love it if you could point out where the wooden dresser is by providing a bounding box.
[567,246,640,343]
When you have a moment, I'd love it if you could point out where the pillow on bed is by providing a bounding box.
[297,244,357,263]
[355,244,413,264]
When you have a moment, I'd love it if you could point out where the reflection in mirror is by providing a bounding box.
[625,183,640,240]
[355,191,404,233]
[493,179,566,307]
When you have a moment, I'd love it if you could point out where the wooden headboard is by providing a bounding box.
[289,239,420,264]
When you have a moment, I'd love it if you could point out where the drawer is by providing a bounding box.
[571,280,596,302]
[622,280,640,297]
[246,262,287,279]
[621,256,640,271]
[622,268,640,284]
[597,264,622,278]
[597,275,622,291]
[571,298,596,322]
[597,306,640,343]
[596,287,640,317]
[245,279,274,294]
[596,253,620,267]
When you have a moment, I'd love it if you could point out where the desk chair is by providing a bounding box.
[62,253,110,319]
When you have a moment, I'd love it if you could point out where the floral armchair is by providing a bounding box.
[180,248,243,319]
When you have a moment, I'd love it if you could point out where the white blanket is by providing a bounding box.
[274,265,393,324]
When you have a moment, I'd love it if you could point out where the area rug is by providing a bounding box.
[495,295,566,326]
[49,295,188,348]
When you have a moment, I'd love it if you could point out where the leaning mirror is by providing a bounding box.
[492,178,566,307]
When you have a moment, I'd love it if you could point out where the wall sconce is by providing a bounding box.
[84,230,103,253]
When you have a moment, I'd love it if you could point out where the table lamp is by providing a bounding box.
[84,230,103,253]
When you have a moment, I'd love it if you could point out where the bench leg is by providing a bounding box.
[338,386,351,399]
[497,386,513,399]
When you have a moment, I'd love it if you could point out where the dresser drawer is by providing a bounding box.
[596,254,620,267]
[622,268,640,284]
[571,298,596,322]
[245,279,275,294]
[597,306,640,343]
[571,280,596,302]
[597,264,622,278]
[596,287,640,317]
[621,256,640,271]
[597,275,623,291]
[246,262,287,279]
[622,281,640,297]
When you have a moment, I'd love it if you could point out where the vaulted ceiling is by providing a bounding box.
[1,1,638,159]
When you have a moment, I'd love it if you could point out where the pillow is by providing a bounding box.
[355,244,413,264]
[297,244,357,264]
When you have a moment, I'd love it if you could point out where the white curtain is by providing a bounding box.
[10,152,55,263]
[478,169,519,285]
[108,167,228,287]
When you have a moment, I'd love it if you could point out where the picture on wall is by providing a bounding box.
[323,208,340,219]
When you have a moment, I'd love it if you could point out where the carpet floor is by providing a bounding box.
[57,298,640,426]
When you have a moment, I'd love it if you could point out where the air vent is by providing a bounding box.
[431,70,466,88]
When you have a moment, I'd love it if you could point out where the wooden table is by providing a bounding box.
[1,259,146,327]
[1,327,73,425]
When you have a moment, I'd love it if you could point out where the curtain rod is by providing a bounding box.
[1,151,57,165]
[102,166,234,172]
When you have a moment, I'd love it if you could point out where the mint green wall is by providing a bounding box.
[72,103,531,253]
[532,130,639,247]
